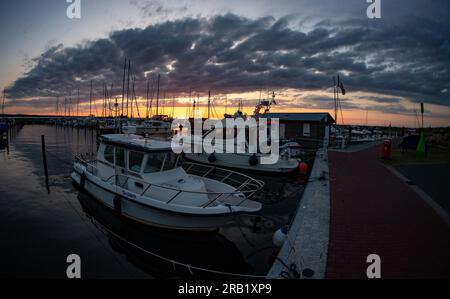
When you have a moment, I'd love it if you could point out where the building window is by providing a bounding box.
[303,123,311,137]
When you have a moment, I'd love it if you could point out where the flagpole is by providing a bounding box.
[333,76,337,125]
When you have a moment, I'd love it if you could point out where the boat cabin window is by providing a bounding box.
[144,152,180,173]
[144,153,166,173]
[162,152,180,171]
[104,145,114,164]
[115,147,126,168]
[129,151,144,173]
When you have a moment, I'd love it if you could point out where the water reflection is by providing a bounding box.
[77,192,253,278]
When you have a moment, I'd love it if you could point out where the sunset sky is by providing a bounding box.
[1,0,449,127]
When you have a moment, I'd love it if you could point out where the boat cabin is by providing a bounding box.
[96,134,182,179]
[93,134,217,206]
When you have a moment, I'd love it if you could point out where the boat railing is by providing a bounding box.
[74,156,264,208]
[182,162,264,194]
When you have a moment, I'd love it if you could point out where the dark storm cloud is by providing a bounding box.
[299,95,359,110]
[357,96,402,104]
[5,13,450,109]
[299,95,411,115]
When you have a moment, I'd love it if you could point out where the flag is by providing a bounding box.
[416,129,426,156]
[339,81,346,95]
[337,75,346,95]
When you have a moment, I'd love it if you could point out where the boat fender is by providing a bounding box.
[113,196,122,215]
[272,225,289,247]
[80,172,86,189]
[208,153,217,163]
[249,154,258,166]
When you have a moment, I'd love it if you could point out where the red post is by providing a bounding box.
[381,139,391,160]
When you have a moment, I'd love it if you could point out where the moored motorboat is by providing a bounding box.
[184,113,300,174]
[122,119,172,136]
[71,134,264,231]
[185,151,299,174]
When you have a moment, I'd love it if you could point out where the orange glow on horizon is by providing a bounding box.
[3,91,450,128]
[4,104,449,128]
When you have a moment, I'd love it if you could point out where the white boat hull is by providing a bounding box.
[185,153,299,174]
[71,171,233,231]
[122,126,171,135]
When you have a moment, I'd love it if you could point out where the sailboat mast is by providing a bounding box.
[172,96,175,118]
[207,90,211,119]
[146,78,150,118]
[89,80,93,116]
[1,89,5,116]
[56,96,59,116]
[156,74,160,116]
[131,76,135,119]
[126,60,131,118]
[77,87,80,116]
[333,76,337,125]
[121,58,126,116]
[103,83,106,118]
[109,82,114,118]
[149,80,154,118]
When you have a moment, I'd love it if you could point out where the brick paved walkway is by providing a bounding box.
[326,145,450,278]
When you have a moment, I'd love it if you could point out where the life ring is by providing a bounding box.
[249,154,258,166]
[208,153,217,163]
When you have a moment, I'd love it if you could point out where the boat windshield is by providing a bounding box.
[129,151,144,173]
[144,152,180,173]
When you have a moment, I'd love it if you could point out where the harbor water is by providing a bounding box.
[0,125,305,278]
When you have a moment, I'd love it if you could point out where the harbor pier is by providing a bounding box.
[269,142,450,279]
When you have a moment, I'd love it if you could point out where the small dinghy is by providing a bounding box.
[71,134,264,231]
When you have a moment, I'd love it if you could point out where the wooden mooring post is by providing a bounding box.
[41,135,50,193]
[6,125,9,153]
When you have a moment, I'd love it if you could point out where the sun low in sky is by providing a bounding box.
[0,0,449,127]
